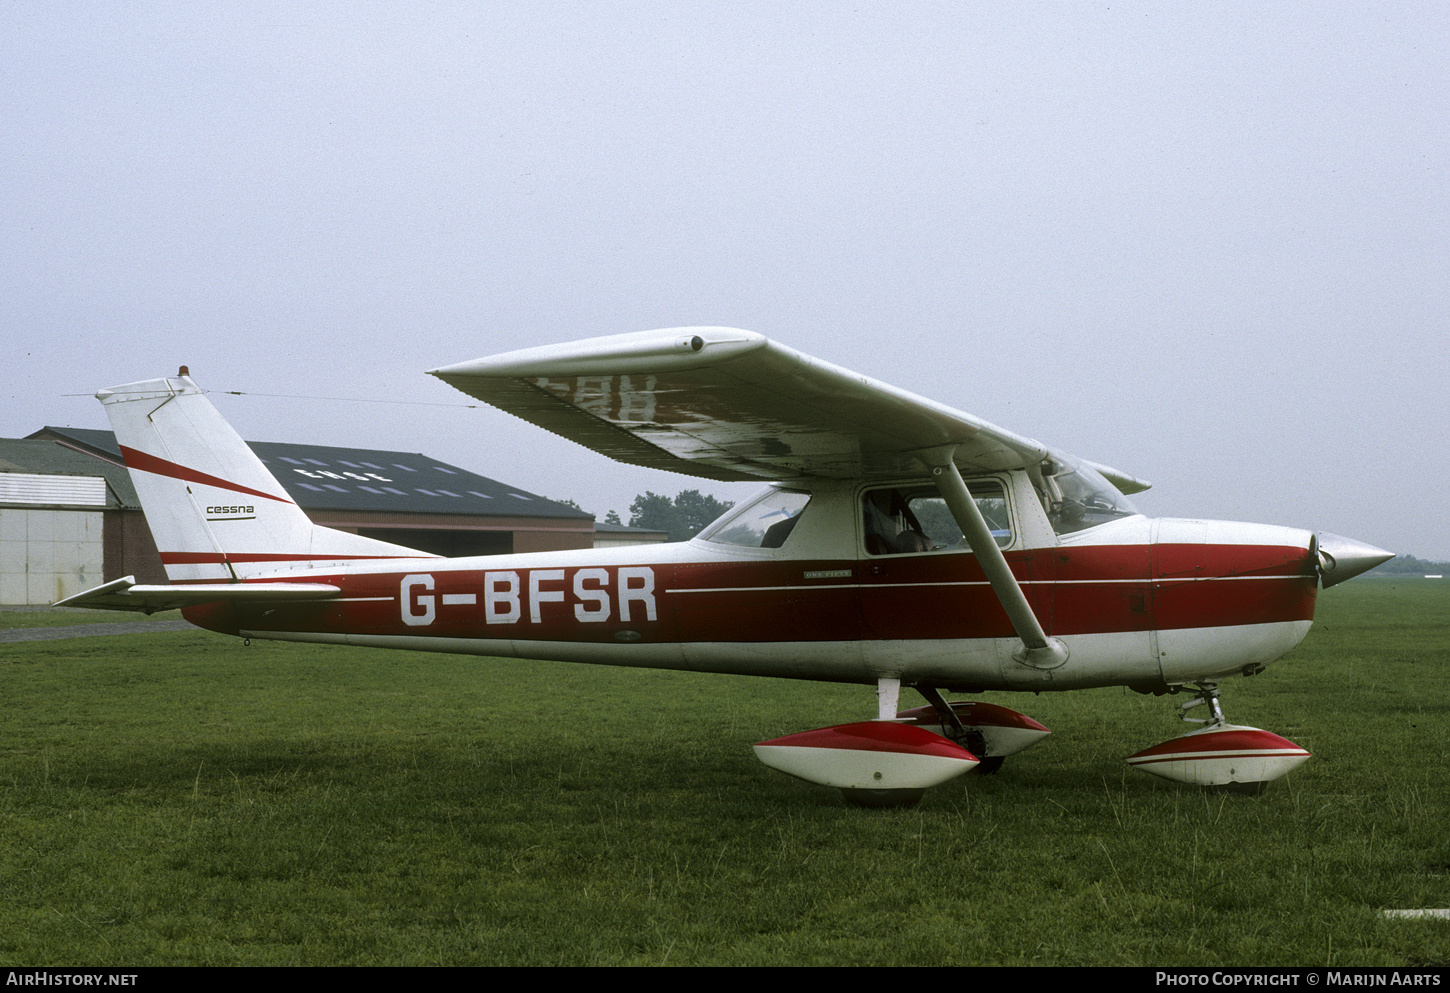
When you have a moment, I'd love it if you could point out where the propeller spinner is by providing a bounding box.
[1315,532,1395,588]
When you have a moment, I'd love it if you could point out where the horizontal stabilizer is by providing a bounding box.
[54,576,342,614]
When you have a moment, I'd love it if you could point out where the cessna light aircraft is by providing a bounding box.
[59,328,1393,805]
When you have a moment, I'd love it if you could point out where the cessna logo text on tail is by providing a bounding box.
[61,330,1393,807]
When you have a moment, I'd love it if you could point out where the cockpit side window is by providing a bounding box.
[701,489,812,548]
[862,482,1012,555]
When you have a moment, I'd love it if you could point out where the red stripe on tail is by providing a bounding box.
[120,446,293,504]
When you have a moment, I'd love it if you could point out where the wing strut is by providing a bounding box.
[927,456,1068,669]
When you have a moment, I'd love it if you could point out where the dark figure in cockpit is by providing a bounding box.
[862,489,934,555]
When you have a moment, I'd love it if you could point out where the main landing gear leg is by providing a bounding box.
[754,679,980,809]
[840,677,928,809]
[915,685,1004,774]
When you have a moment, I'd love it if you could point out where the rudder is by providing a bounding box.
[99,372,436,582]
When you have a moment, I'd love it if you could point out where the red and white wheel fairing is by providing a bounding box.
[755,721,979,790]
[1126,724,1310,788]
[894,700,1051,758]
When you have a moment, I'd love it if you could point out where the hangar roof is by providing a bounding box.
[31,427,590,522]
[0,438,139,508]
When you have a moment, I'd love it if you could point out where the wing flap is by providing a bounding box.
[54,577,343,614]
[431,328,1050,482]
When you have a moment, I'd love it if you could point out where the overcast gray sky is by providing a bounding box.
[4,2,1445,559]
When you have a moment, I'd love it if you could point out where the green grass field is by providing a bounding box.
[2,579,1447,966]
[0,607,179,629]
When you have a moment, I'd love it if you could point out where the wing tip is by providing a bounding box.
[429,327,766,380]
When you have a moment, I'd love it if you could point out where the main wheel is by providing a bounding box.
[1211,780,1268,796]
[949,728,1003,774]
[840,787,926,809]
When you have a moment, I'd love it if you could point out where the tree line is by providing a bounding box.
[554,489,735,542]
[1367,553,1448,576]
[620,490,734,542]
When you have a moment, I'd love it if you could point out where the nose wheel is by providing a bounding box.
[1126,681,1311,791]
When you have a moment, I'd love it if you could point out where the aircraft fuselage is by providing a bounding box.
[181,475,1319,694]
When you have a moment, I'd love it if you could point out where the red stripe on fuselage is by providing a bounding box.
[203,543,1318,644]
[120,446,293,504]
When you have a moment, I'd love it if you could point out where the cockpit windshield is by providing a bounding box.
[1035,454,1140,536]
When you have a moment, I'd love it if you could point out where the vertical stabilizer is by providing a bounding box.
[98,373,437,582]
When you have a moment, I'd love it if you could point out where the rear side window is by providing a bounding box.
[703,489,812,548]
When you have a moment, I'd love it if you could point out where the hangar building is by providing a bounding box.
[2,427,602,605]
[0,439,124,605]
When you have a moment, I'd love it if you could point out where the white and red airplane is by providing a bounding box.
[58,328,1393,805]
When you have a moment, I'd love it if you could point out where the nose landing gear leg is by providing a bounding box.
[1127,681,1310,792]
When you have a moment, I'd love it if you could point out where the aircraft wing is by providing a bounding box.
[54,577,342,614]
[431,327,1112,484]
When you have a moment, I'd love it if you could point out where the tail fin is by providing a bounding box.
[99,372,437,583]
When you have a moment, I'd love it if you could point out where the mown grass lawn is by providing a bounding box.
[0,607,179,629]
[2,579,1447,965]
